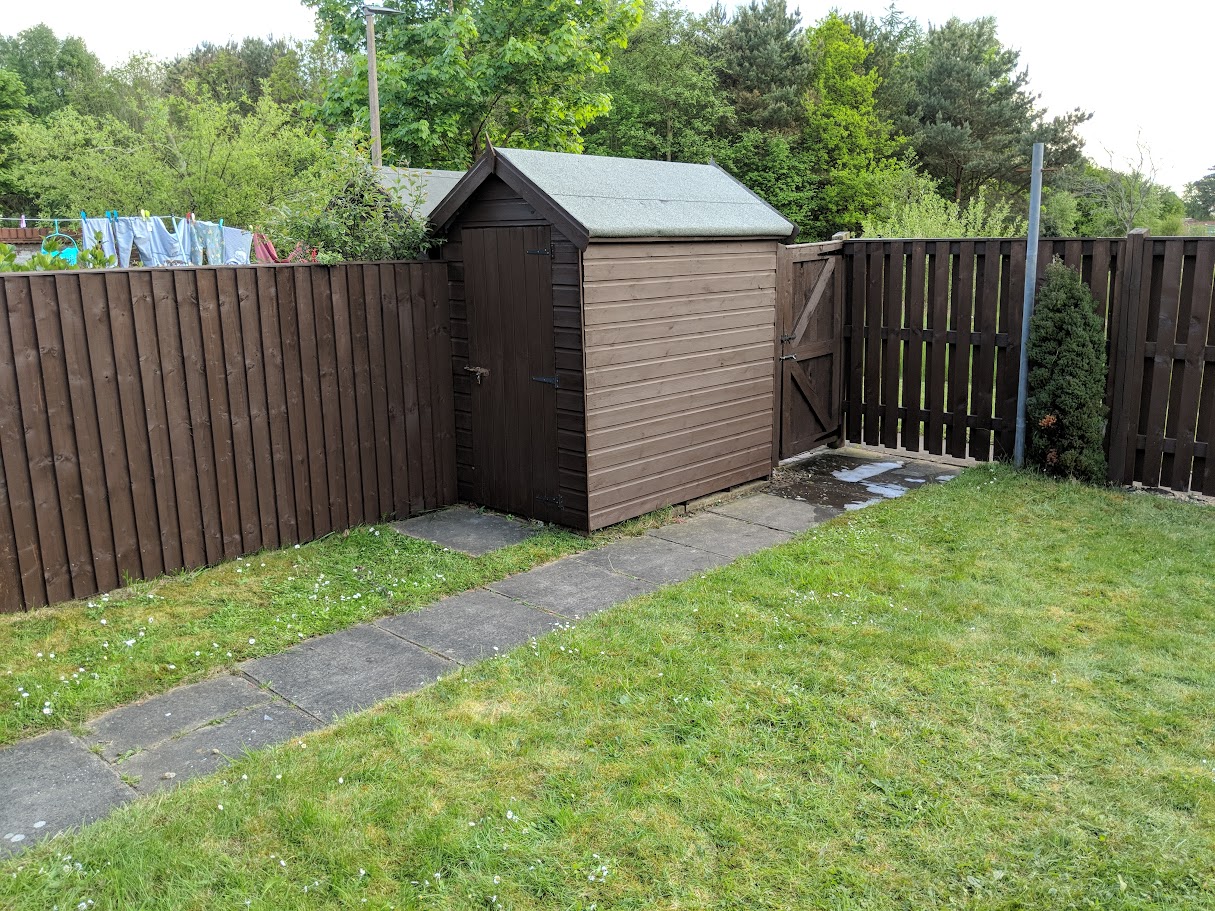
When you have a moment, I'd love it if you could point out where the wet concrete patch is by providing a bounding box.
[770,450,961,511]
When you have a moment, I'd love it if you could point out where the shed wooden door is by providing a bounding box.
[462,226,562,521]
[776,241,845,460]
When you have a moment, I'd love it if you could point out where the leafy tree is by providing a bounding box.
[838,3,921,127]
[310,0,641,168]
[862,162,1025,238]
[797,13,900,238]
[7,88,329,227]
[72,54,167,132]
[1183,166,1215,219]
[711,0,812,135]
[0,25,103,117]
[0,68,30,208]
[1027,260,1107,483]
[583,1,732,163]
[899,17,1088,203]
[164,37,328,111]
[714,129,816,232]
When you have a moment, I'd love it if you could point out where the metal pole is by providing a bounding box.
[1014,141,1044,468]
[366,10,382,169]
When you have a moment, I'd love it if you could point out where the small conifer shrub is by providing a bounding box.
[1026,259,1108,483]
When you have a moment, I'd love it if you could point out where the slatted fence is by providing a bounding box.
[0,262,455,613]
[840,233,1215,493]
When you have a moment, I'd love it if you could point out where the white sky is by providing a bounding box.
[5,0,1211,192]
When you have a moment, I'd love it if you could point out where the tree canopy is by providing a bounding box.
[1184,167,1215,220]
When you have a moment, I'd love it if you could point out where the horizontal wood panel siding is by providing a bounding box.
[582,241,777,530]
[443,181,588,527]
[0,262,454,612]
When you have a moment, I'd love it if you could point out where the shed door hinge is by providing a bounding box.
[535,493,563,508]
[531,375,559,387]
[526,248,551,256]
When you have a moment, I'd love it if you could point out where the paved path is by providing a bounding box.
[0,449,959,856]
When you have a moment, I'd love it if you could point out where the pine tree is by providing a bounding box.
[1026,260,1108,483]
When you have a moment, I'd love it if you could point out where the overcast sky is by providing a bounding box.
[6,0,1211,192]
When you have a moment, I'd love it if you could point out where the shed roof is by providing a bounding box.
[378,166,466,218]
[430,148,797,246]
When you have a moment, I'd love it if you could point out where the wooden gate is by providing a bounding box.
[774,240,845,461]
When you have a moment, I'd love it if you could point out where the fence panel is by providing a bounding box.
[0,261,453,612]
[841,234,1215,493]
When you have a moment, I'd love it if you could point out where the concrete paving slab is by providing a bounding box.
[708,493,826,534]
[392,505,540,556]
[576,535,730,584]
[86,675,271,761]
[488,557,656,618]
[242,624,452,720]
[118,703,318,794]
[378,589,561,663]
[647,512,791,558]
[0,731,133,855]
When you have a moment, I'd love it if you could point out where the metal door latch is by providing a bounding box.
[464,365,489,385]
[780,354,797,361]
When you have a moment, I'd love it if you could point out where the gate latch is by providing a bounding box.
[464,365,489,385]
[780,354,797,362]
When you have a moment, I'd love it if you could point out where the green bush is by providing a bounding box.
[1026,259,1108,482]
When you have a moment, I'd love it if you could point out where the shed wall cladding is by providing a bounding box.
[581,241,778,529]
[442,176,589,528]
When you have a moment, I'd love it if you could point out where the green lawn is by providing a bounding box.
[0,511,668,746]
[3,466,1213,910]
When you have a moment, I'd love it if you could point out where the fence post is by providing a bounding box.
[1106,228,1150,485]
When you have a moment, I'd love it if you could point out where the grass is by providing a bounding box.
[3,466,1214,910]
[0,510,670,747]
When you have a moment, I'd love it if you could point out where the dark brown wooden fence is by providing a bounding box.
[840,232,1215,493]
[0,262,455,613]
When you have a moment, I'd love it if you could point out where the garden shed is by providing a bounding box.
[430,147,797,532]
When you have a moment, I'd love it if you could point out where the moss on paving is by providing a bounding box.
[2,466,1214,909]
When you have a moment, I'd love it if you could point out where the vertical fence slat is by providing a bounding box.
[129,271,184,574]
[152,269,206,570]
[295,266,330,537]
[313,267,348,531]
[331,266,364,526]
[346,266,378,522]
[0,445,21,612]
[881,242,903,449]
[901,242,926,451]
[970,241,1000,461]
[381,265,409,516]
[33,273,96,598]
[174,269,224,565]
[863,247,883,446]
[947,243,974,459]
[410,262,438,509]
[1199,277,1215,495]
[846,245,864,443]
[1162,249,1198,487]
[217,268,260,554]
[276,266,312,542]
[363,265,393,518]
[924,243,949,454]
[1168,243,1214,490]
[256,267,297,545]
[198,269,243,559]
[0,278,46,607]
[396,264,424,514]
[56,274,117,593]
[237,268,278,550]
[1141,241,1182,485]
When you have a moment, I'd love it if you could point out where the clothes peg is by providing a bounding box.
[19,215,25,228]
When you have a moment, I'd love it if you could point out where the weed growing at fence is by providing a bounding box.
[0,511,669,746]
[2,467,1212,909]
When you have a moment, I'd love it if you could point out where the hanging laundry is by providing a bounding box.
[222,225,253,265]
[150,217,186,265]
[174,216,204,266]
[194,220,225,265]
[252,232,280,263]
[80,216,116,261]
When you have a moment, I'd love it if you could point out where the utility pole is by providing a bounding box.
[1014,141,1045,468]
[364,4,409,169]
